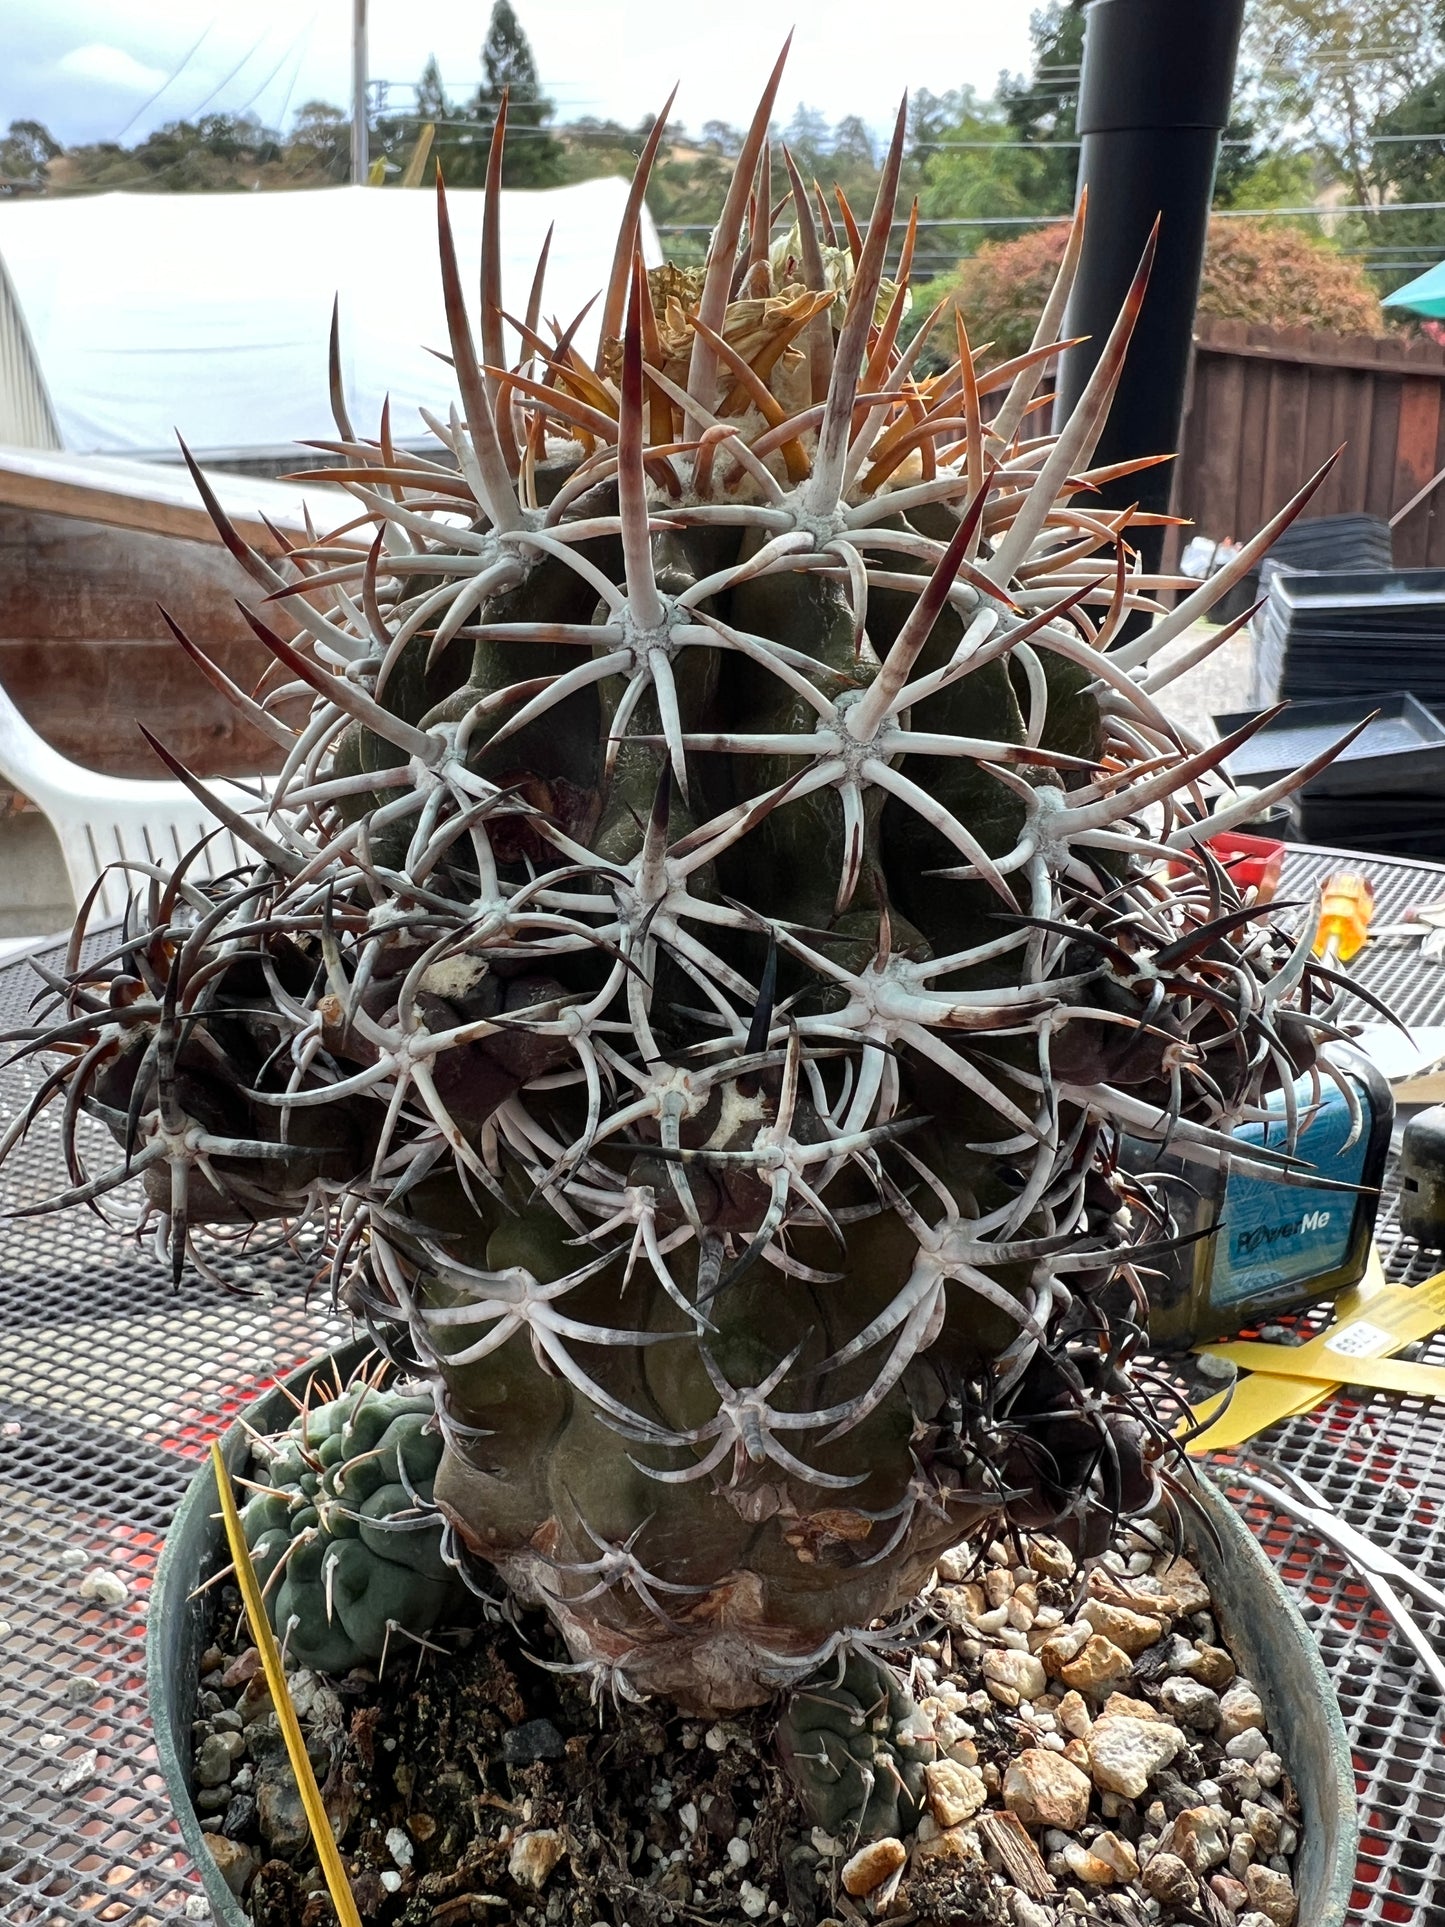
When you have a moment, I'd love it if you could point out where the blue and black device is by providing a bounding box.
[1118,1046,1394,1352]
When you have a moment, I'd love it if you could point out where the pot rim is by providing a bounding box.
[148,1345,1359,1927]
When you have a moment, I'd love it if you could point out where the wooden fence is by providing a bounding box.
[1174,317,1445,568]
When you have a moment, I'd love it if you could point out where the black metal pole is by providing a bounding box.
[1056,0,1246,583]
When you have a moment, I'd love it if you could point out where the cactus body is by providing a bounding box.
[5,53,1343,1714]
[242,1385,459,1671]
[777,1656,937,1840]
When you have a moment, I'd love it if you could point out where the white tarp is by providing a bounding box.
[0,180,659,456]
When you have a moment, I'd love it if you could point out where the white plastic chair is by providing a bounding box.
[0,677,264,923]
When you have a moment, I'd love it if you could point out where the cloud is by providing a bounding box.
[56,42,169,95]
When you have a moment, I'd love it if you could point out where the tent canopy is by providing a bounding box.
[0,181,660,456]
[1382,259,1445,320]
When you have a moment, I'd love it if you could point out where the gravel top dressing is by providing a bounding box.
[191,1508,1300,1927]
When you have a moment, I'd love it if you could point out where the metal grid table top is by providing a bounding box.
[2,849,1445,1927]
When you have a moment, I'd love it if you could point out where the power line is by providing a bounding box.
[235,15,320,120]
[114,18,222,140]
[653,199,1445,236]
[379,116,563,136]
[272,10,321,131]
[1213,199,1445,218]
[184,24,287,123]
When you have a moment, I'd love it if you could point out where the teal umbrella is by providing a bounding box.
[1383,259,1445,319]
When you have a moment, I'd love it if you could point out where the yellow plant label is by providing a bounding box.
[1182,1253,1445,1451]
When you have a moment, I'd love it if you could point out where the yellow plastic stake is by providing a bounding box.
[209,1441,363,1927]
[1199,1341,1445,1402]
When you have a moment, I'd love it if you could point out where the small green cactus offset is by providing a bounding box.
[241,1381,459,1673]
[777,1656,937,1841]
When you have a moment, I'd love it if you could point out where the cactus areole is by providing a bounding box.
[5,53,1349,1717]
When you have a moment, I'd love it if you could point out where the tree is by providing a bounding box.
[0,119,60,189]
[415,55,452,127]
[1212,145,1317,215]
[907,8,1085,287]
[474,0,563,187]
[56,113,285,192]
[831,115,875,170]
[914,87,1061,282]
[993,3,1261,213]
[996,1,1084,214]
[699,120,743,158]
[781,104,830,178]
[1239,0,1445,211]
[1370,65,1445,296]
[916,215,1386,367]
[284,102,350,184]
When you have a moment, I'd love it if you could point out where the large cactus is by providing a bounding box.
[4,54,1347,1714]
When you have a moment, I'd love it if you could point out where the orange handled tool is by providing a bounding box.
[1313,872,1375,969]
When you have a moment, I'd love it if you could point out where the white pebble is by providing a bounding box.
[986,1568,1016,1607]
[38,1733,63,1752]
[77,1568,128,1606]
[727,1836,750,1869]
[385,1827,413,1867]
[56,1549,88,1570]
[1255,1751,1284,1788]
[678,1802,699,1835]
[379,1870,402,1894]
[739,1879,768,1918]
[0,1621,11,1642]
[652,1778,674,1810]
[184,1899,211,1919]
[1226,1727,1269,1763]
[56,1748,98,1794]
[704,1723,728,1752]
[811,1827,840,1857]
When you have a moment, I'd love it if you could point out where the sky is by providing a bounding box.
[0,1,1038,148]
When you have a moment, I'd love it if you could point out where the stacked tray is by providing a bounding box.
[1214,511,1392,624]
[1215,692,1445,860]
[1251,565,1445,708]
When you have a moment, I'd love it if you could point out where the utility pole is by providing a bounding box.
[1055,0,1246,589]
[351,0,369,185]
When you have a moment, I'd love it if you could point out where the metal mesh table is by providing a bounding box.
[2,849,1445,1925]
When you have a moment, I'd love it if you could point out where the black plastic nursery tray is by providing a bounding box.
[1214,692,1445,796]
